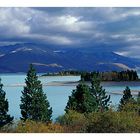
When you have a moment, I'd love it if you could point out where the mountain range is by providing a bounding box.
[0,43,140,73]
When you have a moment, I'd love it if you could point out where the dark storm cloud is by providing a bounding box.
[0,7,140,57]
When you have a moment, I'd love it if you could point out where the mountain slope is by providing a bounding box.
[0,43,139,73]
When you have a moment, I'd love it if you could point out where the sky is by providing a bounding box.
[0,7,140,58]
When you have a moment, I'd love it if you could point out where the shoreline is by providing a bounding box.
[3,81,140,96]
[4,80,140,87]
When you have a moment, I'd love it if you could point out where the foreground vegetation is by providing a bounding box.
[1,109,140,133]
[0,65,140,133]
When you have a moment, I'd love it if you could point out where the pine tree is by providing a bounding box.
[65,82,97,113]
[118,86,134,111]
[0,78,13,127]
[91,73,111,112]
[137,92,140,101]
[20,64,52,122]
[135,92,140,115]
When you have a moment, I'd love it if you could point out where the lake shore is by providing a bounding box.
[46,81,140,96]
[5,80,140,96]
[46,81,140,86]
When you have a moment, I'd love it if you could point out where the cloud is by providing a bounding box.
[0,8,140,57]
[115,45,140,58]
[22,34,74,45]
[0,8,30,36]
[0,7,98,45]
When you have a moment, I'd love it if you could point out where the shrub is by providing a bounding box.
[1,110,140,133]
[86,110,140,133]
[0,123,17,133]
[16,120,64,133]
[56,110,87,132]
[120,101,139,113]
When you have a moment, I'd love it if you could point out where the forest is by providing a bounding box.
[42,70,139,82]
[81,70,139,81]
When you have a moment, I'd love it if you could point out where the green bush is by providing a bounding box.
[1,110,140,133]
[56,110,87,132]
[56,109,140,133]
[86,110,140,133]
[1,103,140,133]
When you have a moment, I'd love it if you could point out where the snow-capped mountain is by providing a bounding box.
[0,43,139,73]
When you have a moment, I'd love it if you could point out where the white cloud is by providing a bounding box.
[58,15,79,24]
[0,7,99,45]
[0,8,31,36]
[0,8,79,45]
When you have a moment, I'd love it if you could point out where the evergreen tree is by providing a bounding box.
[0,78,13,127]
[20,64,52,122]
[137,92,140,101]
[136,92,140,115]
[91,74,111,112]
[136,92,140,104]
[65,82,97,113]
[118,86,134,111]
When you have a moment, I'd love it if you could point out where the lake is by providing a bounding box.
[1,74,140,121]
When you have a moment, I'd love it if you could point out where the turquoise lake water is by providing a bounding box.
[0,74,140,120]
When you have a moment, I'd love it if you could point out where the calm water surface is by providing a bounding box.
[0,74,140,120]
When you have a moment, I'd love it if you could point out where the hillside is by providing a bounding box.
[0,43,139,73]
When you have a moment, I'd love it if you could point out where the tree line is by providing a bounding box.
[0,65,140,132]
[42,70,139,81]
[81,70,139,81]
